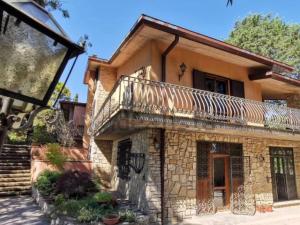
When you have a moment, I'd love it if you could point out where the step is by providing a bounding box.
[0,155,30,161]
[0,177,31,182]
[3,144,31,148]
[0,150,30,154]
[0,189,31,196]
[0,166,30,170]
[0,173,31,178]
[0,159,30,163]
[0,185,31,192]
[1,153,30,156]
[273,200,300,208]
[0,181,31,187]
[0,162,30,166]
[0,169,31,174]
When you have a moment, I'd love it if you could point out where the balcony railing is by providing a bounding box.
[92,76,300,134]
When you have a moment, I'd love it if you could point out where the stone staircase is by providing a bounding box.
[0,144,31,196]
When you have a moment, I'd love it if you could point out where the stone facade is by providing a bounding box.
[92,129,162,224]
[90,139,113,188]
[163,129,300,224]
[91,127,300,225]
[110,129,162,224]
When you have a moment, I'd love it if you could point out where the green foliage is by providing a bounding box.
[227,14,300,75]
[74,94,79,102]
[33,0,69,18]
[45,143,67,170]
[93,192,113,203]
[32,125,57,144]
[120,210,136,223]
[35,170,61,197]
[48,82,71,107]
[56,171,99,198]
[55,196,114,222]
[7,131,27,144]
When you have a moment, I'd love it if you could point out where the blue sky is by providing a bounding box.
[53,0,300,103]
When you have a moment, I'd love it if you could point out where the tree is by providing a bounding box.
[227,14,300,77]
[48,82,71,107]
[74,94,79,102]
[33,0,69,17]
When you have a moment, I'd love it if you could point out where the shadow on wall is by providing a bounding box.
[92,140,113,189]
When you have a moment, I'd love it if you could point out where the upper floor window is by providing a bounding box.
[193,69,245,98]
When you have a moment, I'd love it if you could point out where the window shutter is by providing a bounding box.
[193,69,206,90]
[230,80,245,98]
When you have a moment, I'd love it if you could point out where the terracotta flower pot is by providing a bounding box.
[102,214,120,225]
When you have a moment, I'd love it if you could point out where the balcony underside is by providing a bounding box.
[94,110,300,141]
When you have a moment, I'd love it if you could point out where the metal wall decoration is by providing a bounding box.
[130,153,145,174]
[230,184,256,216]
[197,198,216,216]
[117,139,132,180]
[230,156,256,216]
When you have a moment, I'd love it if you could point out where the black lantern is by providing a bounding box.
[0,0,84,106]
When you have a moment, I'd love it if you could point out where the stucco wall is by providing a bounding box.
[31,145,91,182]
[117,41,153,80]
[151,41,262,101]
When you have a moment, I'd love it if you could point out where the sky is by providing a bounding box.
[52,0,300,103]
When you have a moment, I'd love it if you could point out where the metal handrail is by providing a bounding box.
[93,76,300,134]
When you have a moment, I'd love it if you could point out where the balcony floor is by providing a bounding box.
[94,110,300,141]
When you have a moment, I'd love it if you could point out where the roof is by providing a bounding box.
[84,15,299,91]
[60,100,86,107]
[89,14,294,68]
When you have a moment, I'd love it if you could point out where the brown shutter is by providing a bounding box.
[193,69,206,90]
[230,80,245,98]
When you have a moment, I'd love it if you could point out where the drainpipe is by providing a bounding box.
[161,35,179,82]
[160,35,179,225]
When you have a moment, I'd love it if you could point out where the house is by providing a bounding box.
[59,100,86,145]
[83,15,300,224]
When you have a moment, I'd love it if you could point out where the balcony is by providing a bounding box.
[92,76,300,137]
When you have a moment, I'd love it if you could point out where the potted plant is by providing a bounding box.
[102,213,120,225]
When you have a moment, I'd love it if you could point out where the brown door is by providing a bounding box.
[212,155,230,209]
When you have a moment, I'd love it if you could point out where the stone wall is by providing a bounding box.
[163,129,300,224]
[91,128,300,225]
[110,129,162,225]
[90,139,113,189]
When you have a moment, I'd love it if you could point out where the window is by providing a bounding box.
[117,139,132,180]
[193,69,245,98]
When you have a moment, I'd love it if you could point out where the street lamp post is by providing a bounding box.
[0,0,84,149]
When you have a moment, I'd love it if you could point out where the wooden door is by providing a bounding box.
[212,155,230,209]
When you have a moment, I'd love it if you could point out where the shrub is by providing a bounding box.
[120,210,136,223]
[46,143,67,170]
[35,170,61,197]
[32,125,57,144]
[55,197,112,222]
[93,192,113,203]
[56,171,98,198]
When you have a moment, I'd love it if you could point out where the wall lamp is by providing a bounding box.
[179,63,187,81]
